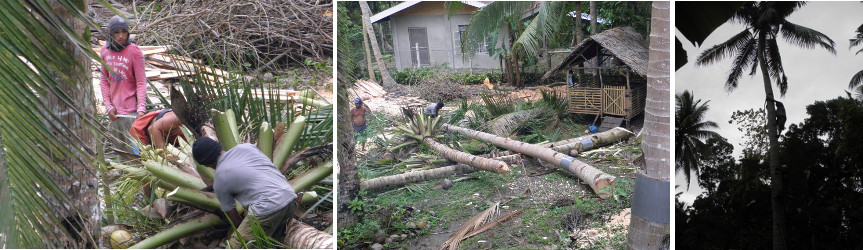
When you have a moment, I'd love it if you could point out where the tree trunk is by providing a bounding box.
[362,23,377,82]
[567,127,634,155]
[626,2,670,249]
[361,154,524,191]
[423,138,510,174]
[337,78,360,226]
[574,2,586,77]
[43,0,100,248]
[759,30,787,250]
[442,124,615,198]
[589,1,598,76]
[282,219,336,249]
[359,1,396,87]
[361,165,473,191]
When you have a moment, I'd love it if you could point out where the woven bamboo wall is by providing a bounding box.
[627,84,646,119]
[569,84,647,119]
[603,86,627,116]
[568,87,602,114]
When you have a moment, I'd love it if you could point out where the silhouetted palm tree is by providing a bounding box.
[694,2,835,249]
[850,23,863,88]
[675,90,720,190]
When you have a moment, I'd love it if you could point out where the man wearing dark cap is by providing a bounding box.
[192,137,298,248]
[350,98,372,150]
[100,15,147,153]
[424,101,445,118]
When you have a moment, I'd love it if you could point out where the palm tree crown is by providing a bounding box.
[850,23,863,89]
[675,90,720,189]
[695,1,835,96]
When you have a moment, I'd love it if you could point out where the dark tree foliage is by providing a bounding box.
[678,96,863,249]
[781,96,863,248]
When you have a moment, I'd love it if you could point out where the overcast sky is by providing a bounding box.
[675,1,863,205]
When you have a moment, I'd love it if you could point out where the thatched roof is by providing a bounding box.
[541,26,648,81]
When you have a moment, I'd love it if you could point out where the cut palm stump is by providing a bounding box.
[442,124,617,198]
[117,113,333,249]
[396,111,510,174]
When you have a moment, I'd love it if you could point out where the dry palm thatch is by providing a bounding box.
[542,26,648,81]
[440,203,524,250]
[441,202,500,250]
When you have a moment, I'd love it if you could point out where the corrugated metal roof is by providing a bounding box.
[370,1,488,23]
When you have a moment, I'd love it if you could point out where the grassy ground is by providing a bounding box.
[340,104,641,249]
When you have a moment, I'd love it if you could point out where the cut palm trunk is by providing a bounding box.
[565,127,633,155]
[442,124,616,198]
[423,138,509,174]
[361,164,475,191]
[494,127,633,157]
[283,219,336,249]
[360,154,522,190]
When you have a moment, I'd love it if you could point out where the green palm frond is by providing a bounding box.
[515,1,570,57]
[0,0,114,248]
[461,1,532,59]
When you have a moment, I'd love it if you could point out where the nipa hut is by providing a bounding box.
[541,26,648,127]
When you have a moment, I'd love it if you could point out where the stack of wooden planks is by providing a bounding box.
[92,41,234,82]
[353,80,387,98]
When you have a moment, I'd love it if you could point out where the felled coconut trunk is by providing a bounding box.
[423,138,510,174]
[360,154,522,191]
[442,124,616,198]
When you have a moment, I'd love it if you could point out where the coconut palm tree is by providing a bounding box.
[850,23,863,88]
[626,2,670,248]
[359,1,396,87]
[460,1,532,87]
[0,0,105,248]
[675,90,721,190]
[694,2,835,249]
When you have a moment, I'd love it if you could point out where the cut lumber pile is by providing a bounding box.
[353,80,387,97]
[92,41,235,82]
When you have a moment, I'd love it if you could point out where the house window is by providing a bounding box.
[455,25,486,54]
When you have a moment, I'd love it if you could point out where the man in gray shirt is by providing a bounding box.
[192,137,298,248]
[424,101,445,117]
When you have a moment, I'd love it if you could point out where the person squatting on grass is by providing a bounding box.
[100,15,147,153]
[424,101,444,118]
[193,138,299,248]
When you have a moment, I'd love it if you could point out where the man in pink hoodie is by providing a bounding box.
[100,15,147,153]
